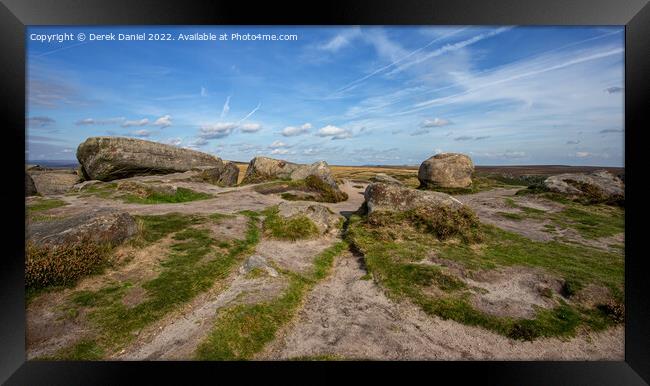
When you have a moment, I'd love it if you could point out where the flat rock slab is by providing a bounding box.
[77,136,228,181]
[28,207,137,247]
[30,171,79,195]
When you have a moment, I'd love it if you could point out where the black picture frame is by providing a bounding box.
[1,0,648,384]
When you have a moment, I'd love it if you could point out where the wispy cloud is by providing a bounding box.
[76,117,124,125]
[131,129,151,137]
[421,118,451,128]
[237,102,261,123]
[26,116,55,127]
[220,96,231,118]
[385,26,514,76]
[121,118,149,127]
[153,114,172,128]
[333,27,467,95]
[604,86,623,94]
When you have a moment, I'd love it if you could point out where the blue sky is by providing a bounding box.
[26,26,624,166]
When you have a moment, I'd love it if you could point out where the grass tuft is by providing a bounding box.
[261,206,320,241]
[123,187,212,204]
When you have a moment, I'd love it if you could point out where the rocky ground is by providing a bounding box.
[25,167,624,361]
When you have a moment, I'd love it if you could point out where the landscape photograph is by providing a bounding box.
[25,25,625,360]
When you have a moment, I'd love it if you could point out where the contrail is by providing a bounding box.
[237,102,261,123]
[220,96,231,118]
[33,41,88,57]
[395,47,624,115]
[344,29,623,120]
[386,26,515,76]
[333,27,469,95]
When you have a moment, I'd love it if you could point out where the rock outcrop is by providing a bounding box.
[76,137,231,182]
[28,208,138,248]
[364,182,463,215]
[370,173,403,185]
[277,201,344,236]
[29,170,79,195]
[192,162,239,186]
[242,157,338,188]
[26,173,38,196]
[544,170,624,200]
[418,153,474,189]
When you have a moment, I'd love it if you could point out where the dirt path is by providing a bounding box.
[258,251,623,360]
[114,236,338,360]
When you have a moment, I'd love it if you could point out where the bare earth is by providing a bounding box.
[26,173,624,361]
[259,251,623,360]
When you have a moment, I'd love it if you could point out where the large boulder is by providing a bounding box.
[418,153,474,188]
[241,157,301,183]
[242,157,338,188]
[76,137,228,181]
[29,170,79,195]
[364,182,463,215]
[26,173,38,196]
[28,208,138,248]
[192,162,239,186]
[290,161,338,188]
[277,201,344,236]
[544,170,624,200]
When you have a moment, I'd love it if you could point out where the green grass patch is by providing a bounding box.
[27,198,67,213]
[553,206,624,239]
[41,339,105,360]
[123,187,212,204]
[134,213,206,244]
[195,241,347,360]
[209,212,236,223]
[261,206,320,241]
[498,212,524,221]
[346,214,623,341]
[76,182,118,198]
[57,213,261,358]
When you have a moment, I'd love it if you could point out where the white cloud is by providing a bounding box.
[575,151,592,158]
[269,140,288,148]
[187,138,208,148]
[240,123,262,133]
[132,129,151,137]
[199,122,238,139]
[220,96,231,118]
[281,123,312,137]
[319,29,361,52]
[316,125,352,139]
[271,148,289,155]
[153,114,172,127]
[121,118,149,127]
[76,117,124,126]
[421,118,451,127]
[163,137,182,146]
[27,116,55,127]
